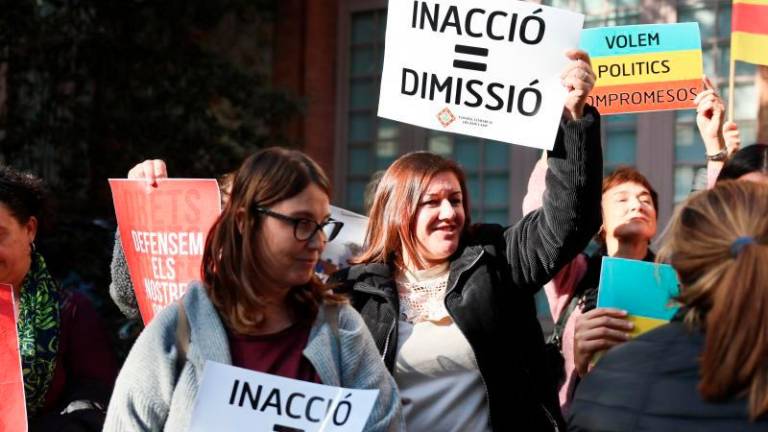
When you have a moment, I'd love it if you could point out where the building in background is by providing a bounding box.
[271,0,766,328]
[275,0,766,230]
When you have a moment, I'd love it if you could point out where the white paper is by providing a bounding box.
[378,0,584,150]
[320,206,368,270]
[188,361,379,432]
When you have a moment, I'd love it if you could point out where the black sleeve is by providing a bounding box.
[505,106,603,292]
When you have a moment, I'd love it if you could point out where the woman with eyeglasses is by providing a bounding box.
[105,147,403,431]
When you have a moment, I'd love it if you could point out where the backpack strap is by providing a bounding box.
[547,294,580,350]
[175,299,191,371]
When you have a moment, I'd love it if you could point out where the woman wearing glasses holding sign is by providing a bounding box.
[105,148,403,431]
[332,50,602,432]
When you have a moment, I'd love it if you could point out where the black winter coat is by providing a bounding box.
[333,108,603,431]
[568,321,768,432]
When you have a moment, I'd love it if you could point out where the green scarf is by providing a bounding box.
[16,252,61,416]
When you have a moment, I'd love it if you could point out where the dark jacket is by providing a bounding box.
[568,321,768,432]
[333,108,603,431]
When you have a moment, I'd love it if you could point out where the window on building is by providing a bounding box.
[345,9,393,213]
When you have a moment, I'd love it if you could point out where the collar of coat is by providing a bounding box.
[345,243,486,298]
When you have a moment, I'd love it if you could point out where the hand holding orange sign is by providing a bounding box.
[109,179,221,324]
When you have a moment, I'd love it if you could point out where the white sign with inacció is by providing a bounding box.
[378,0,584,150]
[188,361,379,432]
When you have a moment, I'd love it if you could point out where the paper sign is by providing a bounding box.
[109,179,221,324]
[378,0,584,150]
[317,207,368,278]
[189,361,379,432]
[580,23,703,114]
[0,284,27,432]
[597,257,680,336]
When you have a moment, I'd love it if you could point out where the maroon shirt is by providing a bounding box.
[227,320,321,383]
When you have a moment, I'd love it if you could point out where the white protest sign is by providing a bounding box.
[188,361,379,432]
[378,0,584,150]
[321,206,368,270]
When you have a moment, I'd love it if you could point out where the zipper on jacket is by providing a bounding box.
[381,319,396,362]
[540,402,560,432]
[442,250,495,429]
[355,282,397,363]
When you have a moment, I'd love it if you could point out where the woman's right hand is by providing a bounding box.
[573,307,633,377]
[561,49,596,121]
[695,76,726,157]
[127,159,168,186]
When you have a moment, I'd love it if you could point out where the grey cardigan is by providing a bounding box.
[109,231,140,319]
[104,282,403,432]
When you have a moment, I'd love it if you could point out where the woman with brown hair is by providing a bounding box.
[104,148,403,431]
[568,180,768,431]
[333,50,603,431]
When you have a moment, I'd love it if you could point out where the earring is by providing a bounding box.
[30,241,36,255]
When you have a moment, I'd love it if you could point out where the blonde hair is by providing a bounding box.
[658,180,768,420]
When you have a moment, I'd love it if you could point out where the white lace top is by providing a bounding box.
[396,263,450,323]
[394,263,491,431]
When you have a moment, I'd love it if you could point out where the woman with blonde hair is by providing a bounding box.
[105,147,403,431]
[569,180,768,431]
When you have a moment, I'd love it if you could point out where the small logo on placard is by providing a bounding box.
[437,107,456,127]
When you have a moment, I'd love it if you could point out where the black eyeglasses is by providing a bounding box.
[254,206,344,242]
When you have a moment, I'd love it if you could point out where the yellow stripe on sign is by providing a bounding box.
[592,50,703,87]
[732,31,768,66]
[589,315,670,368]
[628,315,669,337]
[733,0,768,5]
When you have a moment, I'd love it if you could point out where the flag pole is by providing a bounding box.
[728,56,736,122]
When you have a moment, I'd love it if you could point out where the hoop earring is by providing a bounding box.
[30,241,37,255]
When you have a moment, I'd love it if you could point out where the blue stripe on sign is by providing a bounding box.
[580,22,701,58]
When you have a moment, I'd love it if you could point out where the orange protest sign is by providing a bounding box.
[0,283,27,432]
[580,23,703,115]
[109,179,221,324]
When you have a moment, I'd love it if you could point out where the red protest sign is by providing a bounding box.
[109,179,221,324]
[0,283,27,432]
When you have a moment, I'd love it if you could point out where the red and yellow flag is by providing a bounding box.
[732,0,768,65]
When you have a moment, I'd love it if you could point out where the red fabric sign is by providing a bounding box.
[109,179,221,324]
[0,283,27,432]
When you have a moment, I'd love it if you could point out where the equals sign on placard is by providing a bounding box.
[453,44,489,72]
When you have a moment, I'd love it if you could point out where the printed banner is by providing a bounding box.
[0,284,27,432]
[189,361,379,432]
[109,179,221,324]
[378,0,584,150]
[597,257,681,336]
[580,23,703,114]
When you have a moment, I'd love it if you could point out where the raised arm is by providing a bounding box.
[505,50,603,291]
